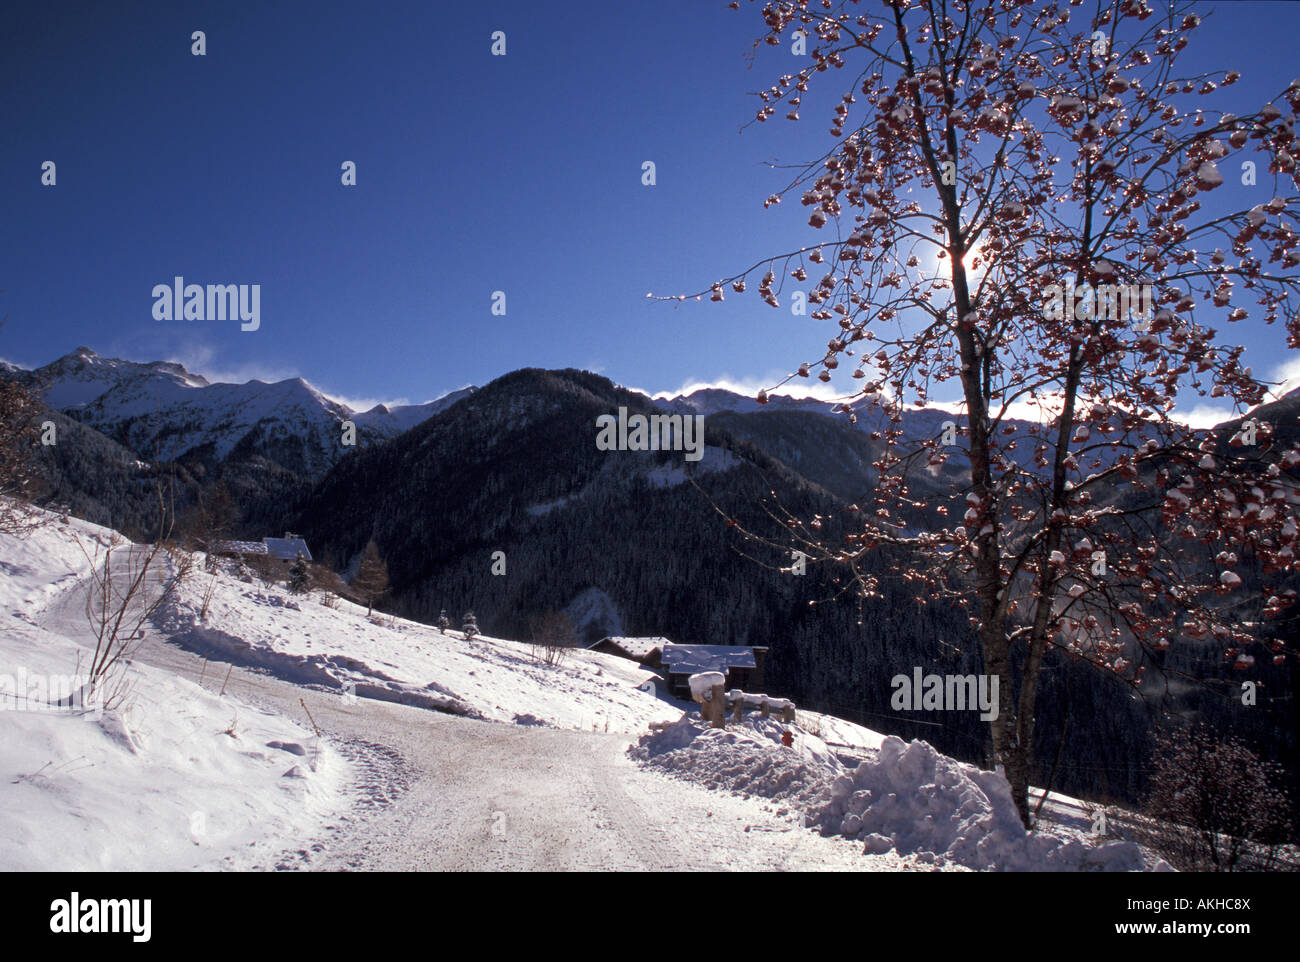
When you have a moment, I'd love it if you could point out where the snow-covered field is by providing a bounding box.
[2,504,1166,871]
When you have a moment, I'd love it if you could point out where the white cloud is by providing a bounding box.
[310,386,413,412]
[164,346,299,387]
[1267,355,1300,401]
[1169,404,1235,429]
[641,373,848,404]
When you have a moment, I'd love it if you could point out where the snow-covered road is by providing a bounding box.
[133,636,901,871]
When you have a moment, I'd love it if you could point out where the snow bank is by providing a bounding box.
[811,736,1145,871]
[631,714,842,809]
[632,715,1147,872]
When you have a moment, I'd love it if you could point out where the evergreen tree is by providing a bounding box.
[287,552,309,595]
[437,609,451,632]
[0,372,44,534]
[462,610,478,640]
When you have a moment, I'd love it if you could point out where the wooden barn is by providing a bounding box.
[586,636,667,668]
[216,532,313,563]
[660,643,769,699]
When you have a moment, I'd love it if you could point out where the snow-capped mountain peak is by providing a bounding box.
[17,348,476,478]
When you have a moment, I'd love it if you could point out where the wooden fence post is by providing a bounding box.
[710,684,725,728]
[733,697,743,722]
[760,697,770,718]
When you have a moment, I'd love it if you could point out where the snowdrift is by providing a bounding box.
[632,715,1151,872]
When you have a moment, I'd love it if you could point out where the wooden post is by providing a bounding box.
[782,704,795,723]
[710,684,725,729]
[733,697,743,722]
[760,697,770,718]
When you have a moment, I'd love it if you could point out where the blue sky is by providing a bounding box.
[2,0,1299,419]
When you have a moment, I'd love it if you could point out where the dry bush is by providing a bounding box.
[529,610,579,668]
[77,483,184,709]
[1136,725,1294,872]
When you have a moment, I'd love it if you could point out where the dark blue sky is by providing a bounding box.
[2,0,1299,419]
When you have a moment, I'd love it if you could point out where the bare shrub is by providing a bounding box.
[529,610,579,668]
[76,484,185,709]
[1138,724,1294,872]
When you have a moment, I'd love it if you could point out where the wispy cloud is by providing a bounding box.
[310,387,413,412]
[637,373,847,403]
[164,346,436,412]
[1267,355,1300,400]
[163,345,299,386]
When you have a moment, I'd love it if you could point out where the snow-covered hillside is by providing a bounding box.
[157,557,685,734]
[0,512,345,870]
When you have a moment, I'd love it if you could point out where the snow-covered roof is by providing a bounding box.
[661,644,756,674]
[263,537,312,561]
[217,540,267,556]
[593,636,669,658]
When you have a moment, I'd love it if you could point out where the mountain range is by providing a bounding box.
[4,347,1297,805]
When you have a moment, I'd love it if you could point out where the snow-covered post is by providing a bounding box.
[688,672,727,729]
[732,696,743,723]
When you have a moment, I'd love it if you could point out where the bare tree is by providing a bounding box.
[177,480,238,564]
[686,0,1300,825]
[352,540,389,616]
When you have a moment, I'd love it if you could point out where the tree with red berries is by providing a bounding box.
[686,0,1300,826]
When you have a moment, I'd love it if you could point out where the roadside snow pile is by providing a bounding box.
[630,714,843,809]
[632,715,1148,872]
[813,736,1145,871]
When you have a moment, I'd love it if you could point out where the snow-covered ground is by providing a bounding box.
[2,504,1168,871]
[154,558,685,734]
[0,513,345,870]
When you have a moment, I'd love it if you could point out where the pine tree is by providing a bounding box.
[462,610,478,640]
[437,609,450,632]
[288,552,309,595]
[352,540,389,615]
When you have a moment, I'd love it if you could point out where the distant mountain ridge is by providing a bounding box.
[11,347,474,480]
